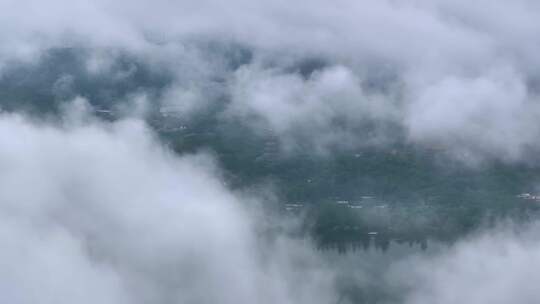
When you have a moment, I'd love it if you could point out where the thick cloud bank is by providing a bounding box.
[399,225,540,304]
[1,0,540,161]
[0,111,335,304]
[3,109,540,303]
[2,1,540,303]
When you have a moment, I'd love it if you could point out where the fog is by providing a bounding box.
[2,1,540,303]
[0,107,336,303]
[398,224,540,304]
[2,99,540,303]
[1,0,540,160]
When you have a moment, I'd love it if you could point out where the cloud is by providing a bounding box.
[2,99,540,304]
[3,3,540,303]
[0,109,336,304]
[2,0,540,161]
[396,223,540,304]
[226,64,400,153]
[405,66,540,163]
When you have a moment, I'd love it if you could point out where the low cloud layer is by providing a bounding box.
[2,2,540,303]
[0,110,336,304]
[3,106,540,303]
[1,0,540,161]
[398,224,540,304]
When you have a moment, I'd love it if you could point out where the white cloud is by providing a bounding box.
[227,64,400,153]
[0,111,336,304]
[405,66,540,162]
[397,224,540,304]
[2,0,540,161]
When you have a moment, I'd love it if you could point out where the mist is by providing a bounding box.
[4,101,540,304]
[2,1,540,303]
[0,0,539,160]
[0,108,338,304]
